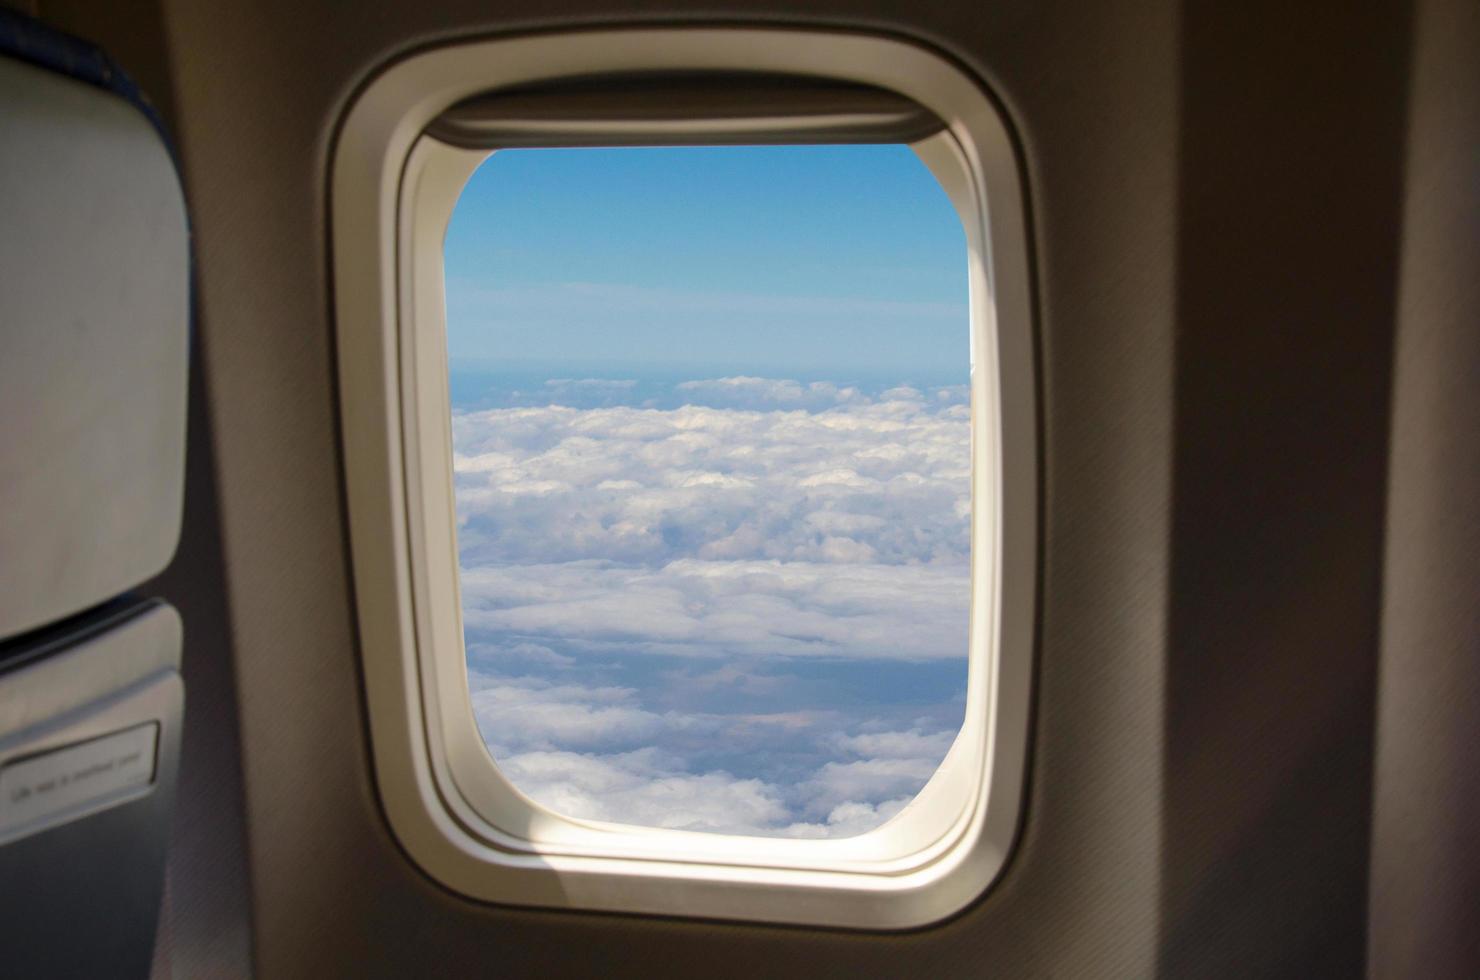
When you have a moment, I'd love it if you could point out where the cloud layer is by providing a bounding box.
[469,669,952,837]
[453,377,970,837]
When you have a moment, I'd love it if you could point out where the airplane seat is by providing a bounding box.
[0,9,190,978]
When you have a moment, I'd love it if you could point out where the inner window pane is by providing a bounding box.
[444,144,970,838]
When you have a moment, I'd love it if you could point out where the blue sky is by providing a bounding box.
[444,145,967,379]
[445,145,972,837]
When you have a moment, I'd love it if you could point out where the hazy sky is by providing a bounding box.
[444,145,968,379]
[444,145,972,838]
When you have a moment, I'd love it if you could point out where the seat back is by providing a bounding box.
[0,11,190,978]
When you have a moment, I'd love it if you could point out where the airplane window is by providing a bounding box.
[335,31,1034,925]
[443,144,971,838]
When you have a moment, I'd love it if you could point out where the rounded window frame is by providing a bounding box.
[332,27,1036,930]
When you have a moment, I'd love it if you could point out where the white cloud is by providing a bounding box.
[469,672,685,752]
[677,376,807,402]
[672,376,874,411]
[467,640,576,668]
[881,385,925,402]
[495,745,927,839]
[833,728,959,760]
[451,383,971,663]
[779,797,916,839]
[497,748,793,834]
[470,667,961,837]
[460,559,967,661]
[802,757,945,817]
[451,378,971,837]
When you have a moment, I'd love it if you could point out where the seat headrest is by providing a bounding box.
[0,13,190,642]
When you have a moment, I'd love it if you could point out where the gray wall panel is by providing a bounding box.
[38,0,1466,976]
[152,1,1178,975]
[1368,0,1480,975]
[1162,1,1413,975]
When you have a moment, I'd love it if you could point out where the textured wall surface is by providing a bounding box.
[32,0,1478,976]
[145,3,1179,975]
[1160,2,1412,977]
[1368,0,1480,976]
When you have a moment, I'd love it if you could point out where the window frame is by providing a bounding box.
[332,27,1036,930]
